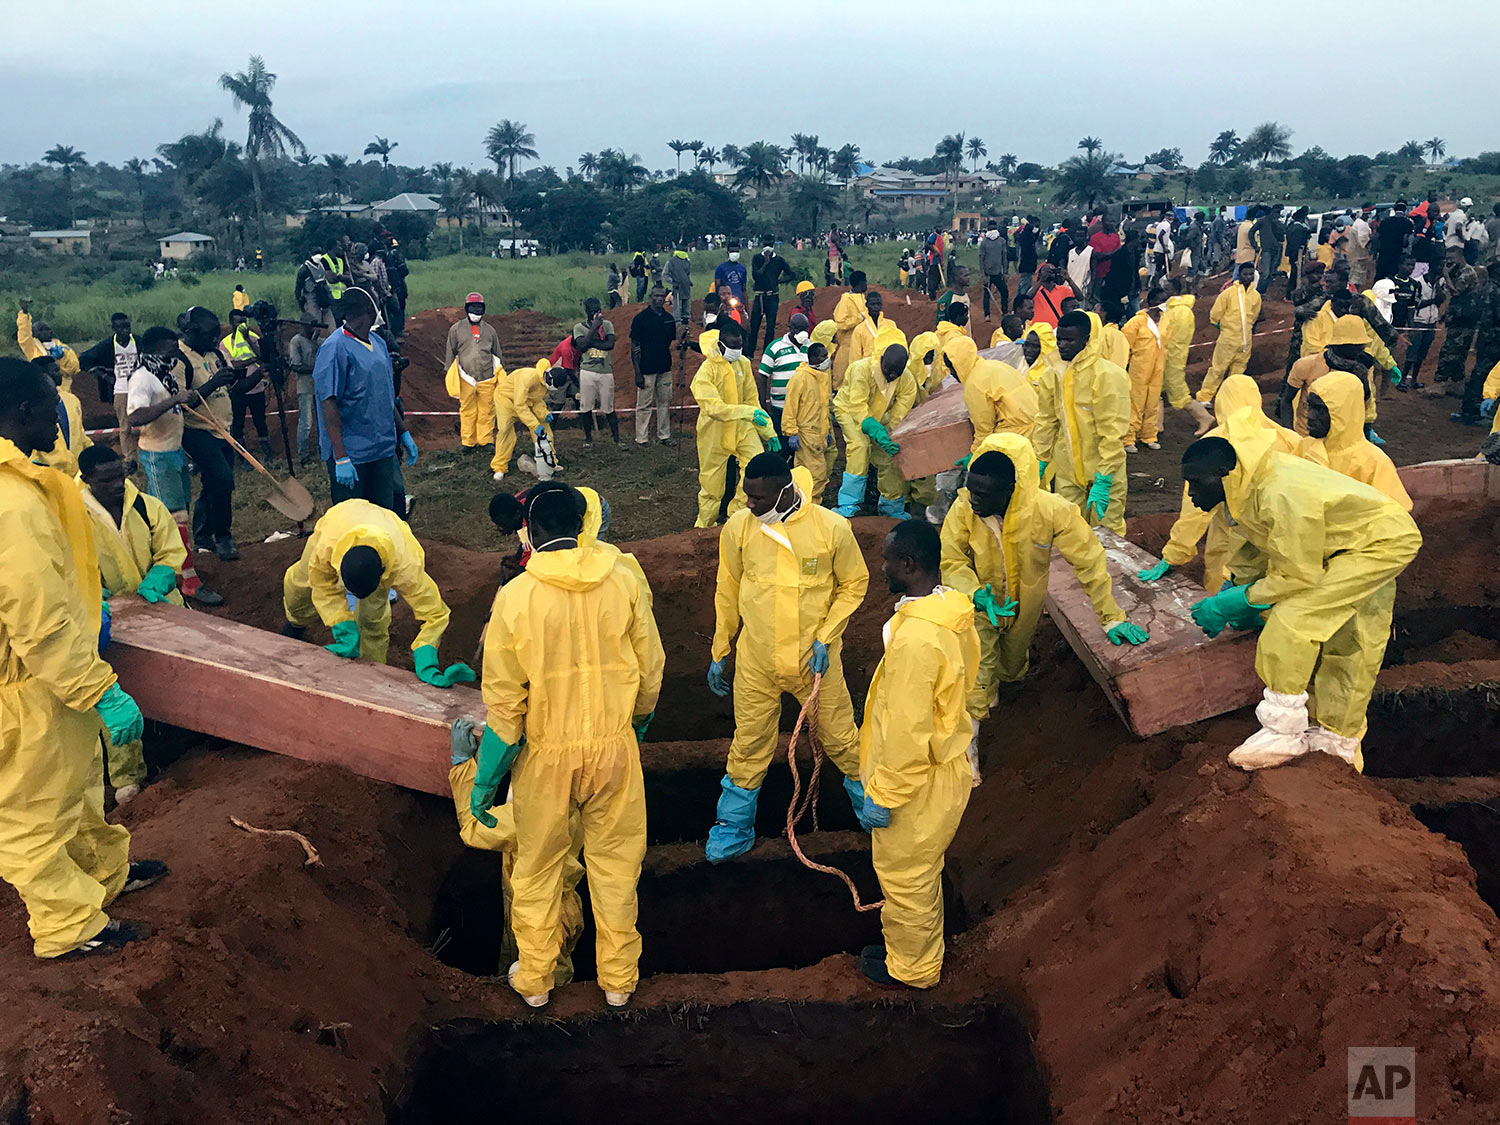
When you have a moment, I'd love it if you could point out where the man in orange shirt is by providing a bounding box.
[1030,265,1077,329]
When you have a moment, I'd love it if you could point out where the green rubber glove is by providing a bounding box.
[325,620,362,659]
[470,725,523,828]
[1138,559,1171,582]
[752,408,771,428]
[135,564,178,604]
[1190,584,1268,638]
[860,416,892,444]
[1086,473,1113,522]
[767,436,782,453]
[632,712,654,743]
[414,644,477,689]
[878,436,901,456]
[1106,621,1150,646]
[972,585,1018,627]
[955,453,972,470]
[1389,364,1403,387]
[95,683,144,745]
[1038,459,1048,482]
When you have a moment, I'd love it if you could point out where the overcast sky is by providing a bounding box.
[4,0,1495,175]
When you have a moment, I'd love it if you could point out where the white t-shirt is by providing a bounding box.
[125,367,184,453]
[112,337,138,395]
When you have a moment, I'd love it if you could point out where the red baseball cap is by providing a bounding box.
[465,292,484,305]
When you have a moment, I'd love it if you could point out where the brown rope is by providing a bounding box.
[230,817,323,867]
[784,673,883,912]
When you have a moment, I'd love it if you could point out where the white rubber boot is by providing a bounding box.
[507,961,549,1008]
[1305,726,1363,770]
[1187,400,1215,436]
[603,990,632,1008]
[966,717,983,788]
[1228,690,1311,770]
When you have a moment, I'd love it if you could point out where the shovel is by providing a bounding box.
[185,405,315,522]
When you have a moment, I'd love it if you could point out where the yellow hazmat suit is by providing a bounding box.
[859,586,979,988]
[16,311,80,393]
[941,433,1126,715]
[35,387,91,476]
[1034,313,1130,534]
[1197,281,1262,402]
[950,337,1038,455]
[1160,294,1196,409]
[485,366,520,475]
[82,478,187,790]
[1487,360,1500,438]
[447,756,586,988]
[833,329,918,511]
[1220,414,1422,745]
[1024,323,1060,394]
[445,357,498,448]
[282,499,453,663]
[932,320,971,390]
[1121,307,1165,446]
[484,543,664,998]
[1160,375,1300,593]
[511,360,558,472]
[830,290,868,385]
[714,465,870,789]
[1100,321,1130,370]
[907,331,944,404]
[690,329,774,527]
[843,313,887,378]
[1299,370,1413,510]
[780,360,837,500]
[0,437,131,957]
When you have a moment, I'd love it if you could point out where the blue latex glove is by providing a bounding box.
[47,343,65,360]
[95,683,144,746]
[413,644,476,688]
[632,712,654,742]
[861,794,891,829]
[334,458,358,488]
[449,717,478,766]
[544,412,555,424]
[400,431,419,466]
[809,641,830,675]
[825,432,834,447]
[786,434,801,451]
[1190,584,1268,638]
[707,659,730,697]
[1481,398,1496,419]
[767,436,782,453]
[98,597,112,653]
[325,620,362,659]
[1086,473,1113,522]
[1038,459,1049,482]
[1106,621,1150,646]
[469,725,523,828]
[955,454,972,470]
[136,564,178,604]
[752,408,771,428]
[534,424,547,438]
[972,585,1018,627]
[1137,559,1171,582]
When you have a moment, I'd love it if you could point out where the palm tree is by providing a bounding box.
[294,152,314,168]
[1242,121,1293,166]
[122,157,149,228]
[790,133,812,174]
[966,136,988,171]
[997,153,1018,177]
[484,119,537,185]
[1397,140,1426,163]
[696,146,721,174]
[831,143,861,183]
[686,140,704,164]
[219,55,306,259]
[42,144,87,224]
[787,176,837,237]
[1077,136,1103,157]
[363,136,398,192]
[734,141,787,194]
[578,151,599,180]
[1208,129,1240,165]
[935,133,965,192]
[668,139,691,173]
[323,154,350,202]
[442,170,474,251]
[1055,152,1120,211]
[429,161,455,189]
[595,149,648,197]
[721,143,743,169]
[1425,136,1447,163]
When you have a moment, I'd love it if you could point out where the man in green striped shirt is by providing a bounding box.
[756,313,811,433]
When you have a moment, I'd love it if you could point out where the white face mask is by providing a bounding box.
[792,330,809,346]
[728,252,741,262]
[813,357,832,371]
[722,346,743,362]
[755,482,799,524]
[467,312,483,324]
[703,312,718,327]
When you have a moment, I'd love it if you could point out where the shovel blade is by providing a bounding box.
[267,477,316,522]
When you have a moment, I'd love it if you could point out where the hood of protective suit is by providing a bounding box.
[810,319,838,350]
[873,327,909,380]
[894,585,976,635]
[1166,293,1196,313]
[525,543,617,589]
[1026,322,1057,357]
[1071,312,1107,369]
[332,525,398,585]
[943,335,980,383]
[1221,406,1284,521]
[782,465,818,518]
[1309,369,1366,454]
[907,331,940,380]
[1212,373,1265,419]
[971,431,1040,522]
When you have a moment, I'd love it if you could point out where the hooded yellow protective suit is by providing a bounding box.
[1034,313,1131,533]
[484,542,664,998]
[690,329,774,527]
[941,433,1126,715]
[35,387,90,476]
[17,311,80,393]
[830,290,868,385]
[282,499,453,663]
[932,320,971,389]
[1196,280,1262,403]
[1160,293,1196,409]
[0,437,132,958]
[1024,323,1061,394]
[859,586,979,988]
[713,465,869,789]
[950,337,1038,455]
[907,331,944,404]
[1100,321,1130,369]
[833,328,918,505]
[1297,312,1386,426]
[1121,306,1166,445]
[1299,371,1412,510]
[1219,413,1422,745]
[1160,375,1300,593]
